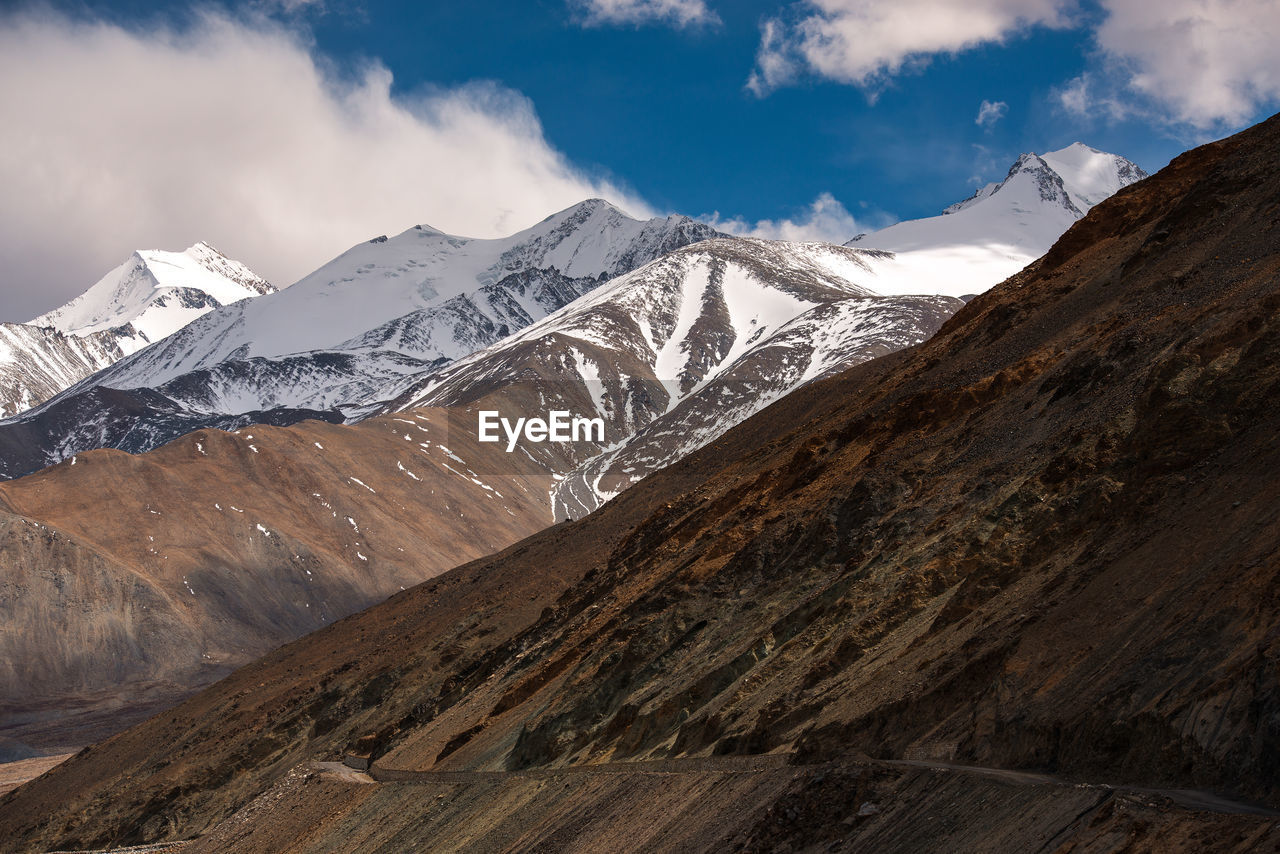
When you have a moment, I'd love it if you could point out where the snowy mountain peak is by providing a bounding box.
[1040,143,1149,211]
[553,197,620,217]
[29,242,275,355]
[53,201,725,409]
[847,143,1146,298]
[1006,152,1084,216]
[941,144,1146,219]
[945,151,1078,218]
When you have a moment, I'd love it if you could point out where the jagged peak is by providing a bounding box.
[940,143,1147,218]
[533,198,627,227]
[1007,151,1053,177]
[28,243,274,342]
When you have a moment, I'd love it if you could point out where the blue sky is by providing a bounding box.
[308,0,1109,221]
[1,0,1277,318]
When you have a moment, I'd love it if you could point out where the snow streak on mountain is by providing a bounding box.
[389,238,960,517]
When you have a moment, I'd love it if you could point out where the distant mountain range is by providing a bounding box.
[0,146,1145,483]
[0,203,722,478]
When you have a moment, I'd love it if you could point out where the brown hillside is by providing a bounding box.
[0,408,560,750]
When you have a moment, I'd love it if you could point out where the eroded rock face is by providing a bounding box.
[3,114,1280,852]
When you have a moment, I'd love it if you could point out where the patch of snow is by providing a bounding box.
[349,476,376,493]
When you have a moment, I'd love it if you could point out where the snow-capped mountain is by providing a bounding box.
[0,202,721,478]
[385,237,961,517]
[0,243,273,418]
[31,241,275,354]
[96,200,719,394]
[848,143,1147,297]
[0,143,1142,481]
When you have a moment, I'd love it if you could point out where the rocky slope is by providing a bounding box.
[0,240,962,747]
[0,323,122,419]
[0,242,273,419]
[2,113,1277,852]
[0,220,959,753]
[0,240,959,759]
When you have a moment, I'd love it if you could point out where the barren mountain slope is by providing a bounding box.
[0,403,572,751]
[3,114,1280,853]
[0,229,954,757]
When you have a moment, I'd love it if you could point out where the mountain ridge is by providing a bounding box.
[383,236,960,518]
[0,203,723,479]
[0,145,1138,480]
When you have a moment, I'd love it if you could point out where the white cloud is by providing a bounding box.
[1057,75,1090,115]
[975,99,1008,128]
[1091,0,1280,129]
[0,10,649,321]
[749,0,1280,130]
[749,0,1072,95]
[703,193,882,245]
[258,0,325,12]
[573,0,719,28]
[1054,71,1132,123]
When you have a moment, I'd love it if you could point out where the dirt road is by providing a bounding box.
[311,754,1280,819]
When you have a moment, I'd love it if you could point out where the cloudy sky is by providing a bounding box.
[1,0,1277,320]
